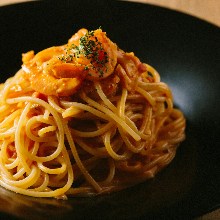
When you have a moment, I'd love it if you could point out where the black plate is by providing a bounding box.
[0,0,219,219]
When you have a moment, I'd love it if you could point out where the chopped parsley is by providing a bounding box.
[58,28,109,77]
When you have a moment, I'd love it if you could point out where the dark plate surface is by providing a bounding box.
[0,0,219,219]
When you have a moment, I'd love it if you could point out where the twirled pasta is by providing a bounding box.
[0,28,185,198]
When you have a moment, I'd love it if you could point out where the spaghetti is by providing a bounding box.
[0,28,186,198]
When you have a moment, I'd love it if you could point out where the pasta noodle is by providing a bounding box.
[0,28,186,198]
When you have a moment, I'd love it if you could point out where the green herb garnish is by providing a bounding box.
[59,28,109,77]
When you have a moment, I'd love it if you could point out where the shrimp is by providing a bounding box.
[22,46,87,96]
[22,28,118,97]
[68,28,88,45]
[67,28,118,79]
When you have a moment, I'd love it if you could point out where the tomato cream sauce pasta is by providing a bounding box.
[0,28,186,198]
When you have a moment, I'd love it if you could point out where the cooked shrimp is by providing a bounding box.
[68,28,88,45]
[66,28,118,79]
[22,46,87,96]
[22,28,118,97]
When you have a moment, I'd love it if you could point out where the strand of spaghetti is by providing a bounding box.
[23,142,61,163]
[66,187,95,196]
[48,166,68,183]
[71,122,114,138]
[115,64,132,88]
[38,125,57,137]
[96,89,140,138]
[116,160,142,172]
[160,109,185,131]
[28,115,57,125]
[151,141,169,153]
[0,127,16,139]
[139,105,152,134]
[0,106,18,122]
[154,116,169,137]
[159,151,176,167]
[166,98,173,112]
[136,87,155,106]
[145,64,160,82]
[142,153,175,173]
[1,165,40,188]
[13,167,26,179]
[1,72,28,100]
[48,96,65,114]
[26,117,57,142]
[0,105,9,113]
[0,141,15,171]
[103,131,131,160]
[0,146,73,197]
[28,141,39,163]
[80,92,141,141]
[95,82,117,112]
[43,109,50,120]
[75,136,124,158]
[5,157,19,170]
[75,138,108,157]
[60,101,111,121]
[95,83,142,138]
[117,88,144,153]
[118,127,144,153]
[7,96,65,162]
[124,113,149,140]
[168,134,185,144]
[118,88,127,119]
[92,85,139,160]
[1,78,14,103]
[38,157,67,174]
[0,140,9,164]
[0,108,21,128]
[62,106,83,118]
[15,103,32,174]
[0,150,15,179]
[128,113,143,121]
[32,173,49,192]
[100,159,115,184]
[138,81,172,98]
[63,121,102,193]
